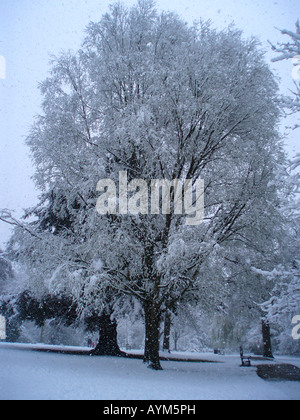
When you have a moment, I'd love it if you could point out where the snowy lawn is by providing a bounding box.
[0,343,299,400]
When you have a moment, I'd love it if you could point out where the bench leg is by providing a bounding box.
[241,359,251,367]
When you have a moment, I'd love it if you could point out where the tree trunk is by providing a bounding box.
[262,319,274,359]
[92,312,123,357]
[40,323,46,344]
[173,331,179,352]
[143,300,162,370]
[162,310,172,353]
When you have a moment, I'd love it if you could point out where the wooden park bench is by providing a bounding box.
[240,346,251,367]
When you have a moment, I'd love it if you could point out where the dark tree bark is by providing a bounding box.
[262,319,274,359]
[162,310,172,353]
[91,311,123,357]
[5,318,21,343]
[143,300,162,370]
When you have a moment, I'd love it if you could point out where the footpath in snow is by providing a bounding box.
[0,343,300,400]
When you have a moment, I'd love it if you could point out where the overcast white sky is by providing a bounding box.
[0,0,299,247]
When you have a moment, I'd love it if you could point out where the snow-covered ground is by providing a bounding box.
[0,343,299,400]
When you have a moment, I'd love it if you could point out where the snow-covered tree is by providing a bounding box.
[261,196,300,355]
[262,22,300,354]
[2,1,286,369]
[269,20,300,119]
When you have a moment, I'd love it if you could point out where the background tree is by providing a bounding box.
[260,20,300,355]
[269,19,300,117]
[0,252,14,292]
[2,188,126,355]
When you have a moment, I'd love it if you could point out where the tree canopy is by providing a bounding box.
[1,1,289,369]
